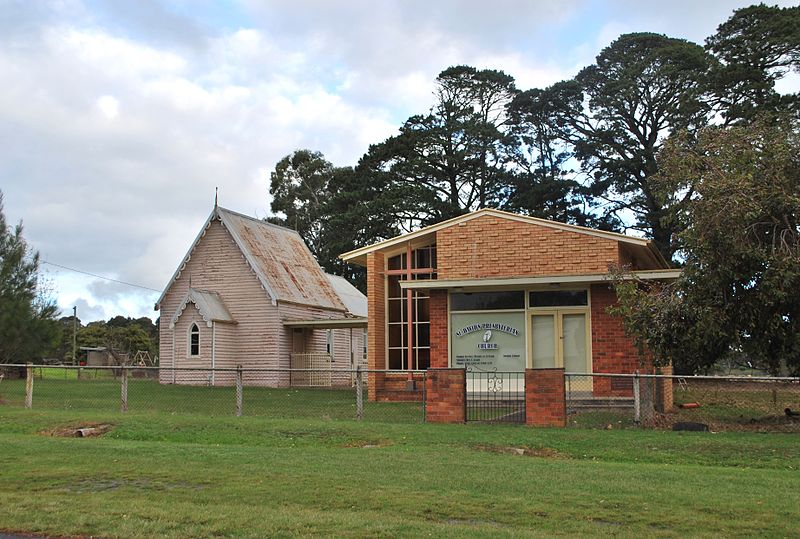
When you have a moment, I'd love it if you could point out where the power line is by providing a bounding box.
[41,260,161,293]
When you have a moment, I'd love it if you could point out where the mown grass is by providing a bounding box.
[0,407,799,538]
[0,377,423,423]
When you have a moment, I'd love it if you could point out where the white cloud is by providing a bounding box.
[96,95,119,119]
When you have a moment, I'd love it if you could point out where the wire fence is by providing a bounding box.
[3,365,799,431]
[0,365,426,424]
[566,372,800,432]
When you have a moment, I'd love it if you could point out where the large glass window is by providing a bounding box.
[529,290,588,307]
[386,245,435,370]
[450,291,524,311]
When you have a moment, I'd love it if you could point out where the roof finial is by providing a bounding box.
[214,187,218,209]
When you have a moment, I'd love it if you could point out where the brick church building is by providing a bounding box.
[340,208,678,419]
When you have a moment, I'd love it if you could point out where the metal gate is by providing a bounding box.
[466,369,525,423]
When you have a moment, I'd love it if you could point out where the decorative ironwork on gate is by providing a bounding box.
[466,368,525,423]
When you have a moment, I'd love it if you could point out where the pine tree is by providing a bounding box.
[0,191,59,363]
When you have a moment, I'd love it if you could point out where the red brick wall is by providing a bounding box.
[525,369,566,427]
[436,214,620,280]
[366,252,385,401]
[372,372,425,402]
[425,368,466,423]
[590,284,649,397]
[429,290,449,368]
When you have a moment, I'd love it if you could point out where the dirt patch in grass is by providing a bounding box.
[277,428,351,440]
[41,423,113,438]
[445,517,503,528]
[1,528,89,539]
[60,478,202,494]
[472,444,568,459]
[341,438,393,449]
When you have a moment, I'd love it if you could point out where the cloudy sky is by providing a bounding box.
[1,0,794,322]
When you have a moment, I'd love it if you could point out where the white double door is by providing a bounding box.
[530,310,590,374]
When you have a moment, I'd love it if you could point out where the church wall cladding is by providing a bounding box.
[158,218,280,385]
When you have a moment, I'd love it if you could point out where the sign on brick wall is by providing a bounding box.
[450,312,525,371]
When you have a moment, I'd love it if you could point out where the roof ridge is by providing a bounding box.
[216,206,303,237]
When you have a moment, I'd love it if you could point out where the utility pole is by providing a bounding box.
[72,306,77,365]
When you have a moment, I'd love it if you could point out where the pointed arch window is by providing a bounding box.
[189,323,200,357]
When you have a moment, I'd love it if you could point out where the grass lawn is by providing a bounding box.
[0,408,798,538]
[0,377,424,423]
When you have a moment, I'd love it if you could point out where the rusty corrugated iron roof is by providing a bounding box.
[217,208,346,311]
[156,206,349,312]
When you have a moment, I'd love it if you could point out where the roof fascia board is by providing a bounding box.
[398,269,682,290]
[339,208,651,263]
[169,290,237,329]
[282,317,368,329]
[155,208,217,308]
[169,296,210,329]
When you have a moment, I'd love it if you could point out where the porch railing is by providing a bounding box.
[290,353,331,387]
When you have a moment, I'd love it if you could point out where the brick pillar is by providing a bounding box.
[366,252,385,401]
[425,368,465,424]
[525,368,566,427]
[656,364,674,413]
[429,290,449,368]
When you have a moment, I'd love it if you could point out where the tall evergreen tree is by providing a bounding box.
[706,3,800,124]
[506,88,609,228]
[360,66,519,228]
[268,149,335,261]
[546,33,715,260]
[0,191,59,363]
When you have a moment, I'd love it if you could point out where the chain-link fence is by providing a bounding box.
[0,365,426,424]
[565,373,637,429]
[566,372,800,432]
[5,365,798,431]
[669,376,800,432]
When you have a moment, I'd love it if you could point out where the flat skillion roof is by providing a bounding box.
[398,269,681,290]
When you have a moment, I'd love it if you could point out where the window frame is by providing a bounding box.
[188,323,200,357]
[384,244,436,371]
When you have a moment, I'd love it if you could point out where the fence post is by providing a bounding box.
[25,363,33,409]
[640,374,655,426]
[633,371,641,423]
[121,367,128,413]
[236,365,243,417]
[355,366,363,421]
[422,372,427,423]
